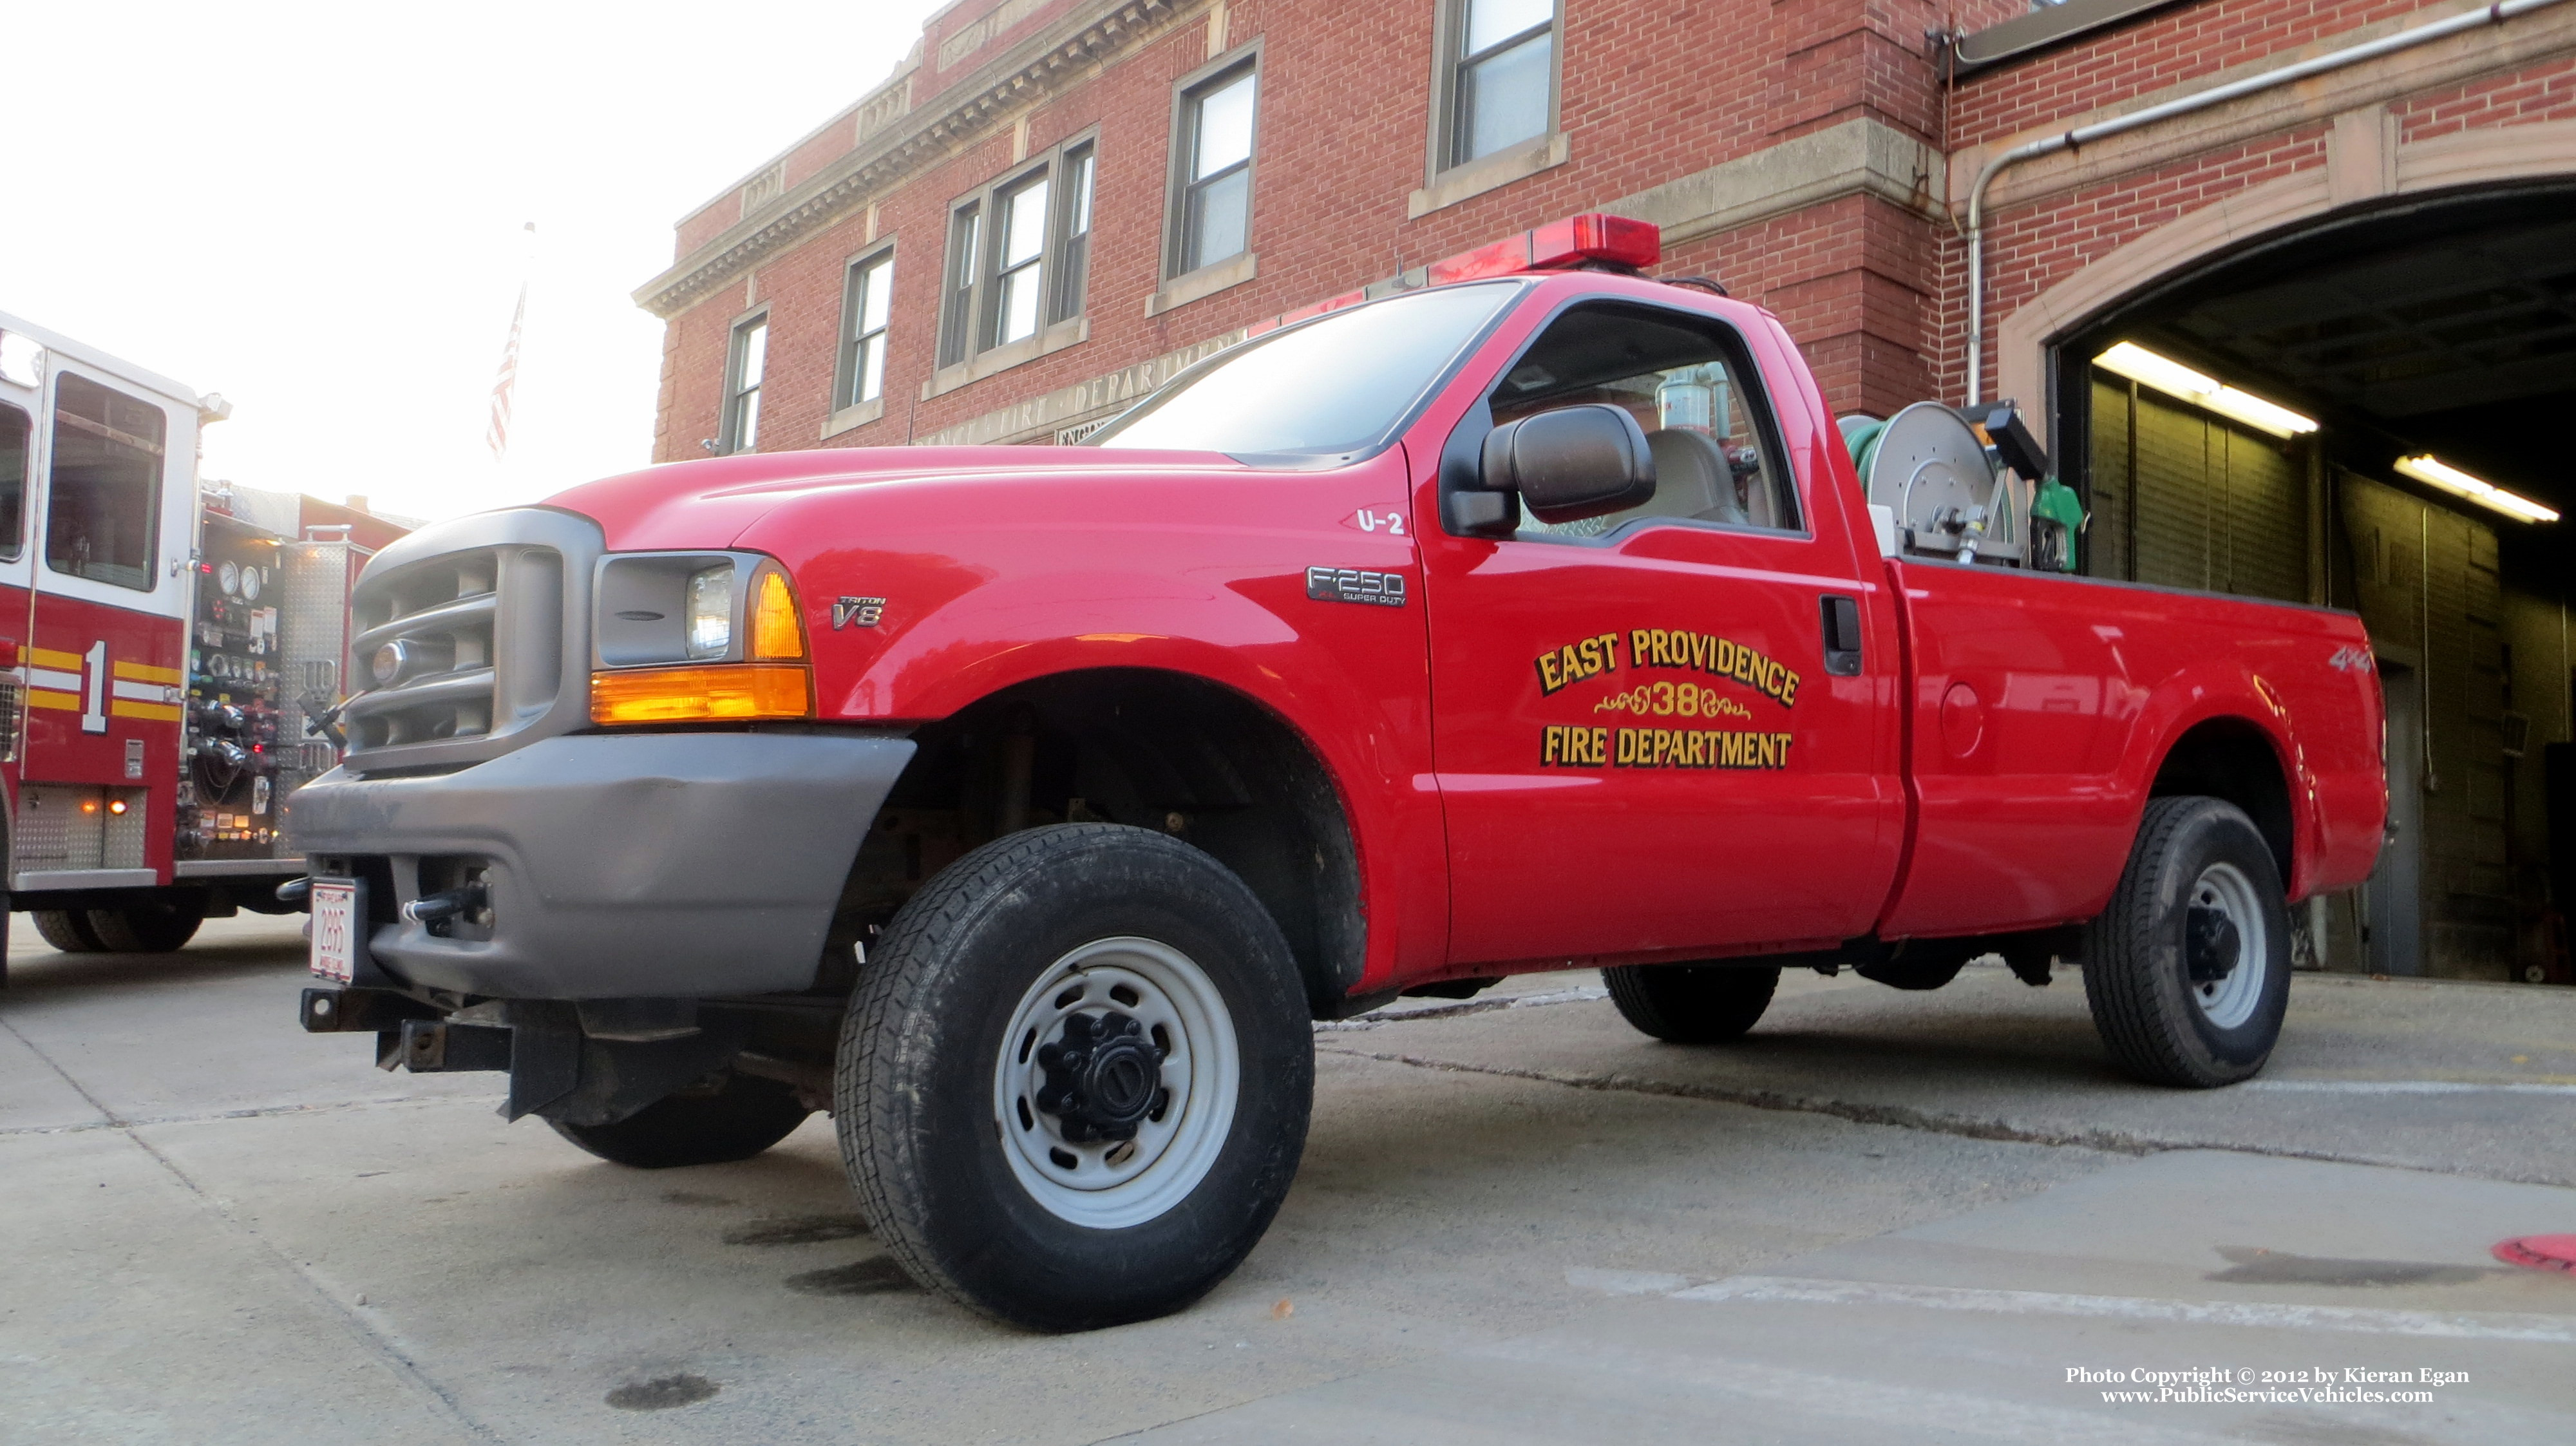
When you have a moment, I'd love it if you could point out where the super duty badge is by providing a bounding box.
[1307,566,1406,608]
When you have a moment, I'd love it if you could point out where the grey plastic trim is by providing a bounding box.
[285,730,916,1000]
[337,507,604,778]
[12,869,157,891]
[175,859,305,878]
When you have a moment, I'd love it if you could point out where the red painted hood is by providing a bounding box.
[544,446,1247,552]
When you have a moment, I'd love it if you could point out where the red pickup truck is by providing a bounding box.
[289,228,2385,1332]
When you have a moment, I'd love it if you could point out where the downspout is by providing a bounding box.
[1961,0,2570,406]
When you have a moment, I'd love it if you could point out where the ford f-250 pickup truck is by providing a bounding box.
[287,216,2385,1332]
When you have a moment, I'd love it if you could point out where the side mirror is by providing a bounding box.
[1482,404,1656,526]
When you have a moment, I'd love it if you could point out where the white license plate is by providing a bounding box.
[310,879,361,984]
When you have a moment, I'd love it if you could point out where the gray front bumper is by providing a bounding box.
[285,731,914,1000]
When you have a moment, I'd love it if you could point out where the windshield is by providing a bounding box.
[1086,281,1521,460]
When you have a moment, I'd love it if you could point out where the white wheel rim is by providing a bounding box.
[991,937,1239,1229]
[2187,862,2268,1029]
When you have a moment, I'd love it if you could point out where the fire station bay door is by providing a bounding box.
[19,359,195,859]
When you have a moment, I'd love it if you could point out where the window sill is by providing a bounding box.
[922,316,1090,401]
[1146,251,1258,318]
[819,396,885,440]
[1408,131,1569,219]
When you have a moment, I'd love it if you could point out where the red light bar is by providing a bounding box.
[1239,213,1665,338]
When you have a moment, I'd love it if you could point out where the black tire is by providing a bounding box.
[1602,962,1781,1042]
[86,895,206,953]
[838,823,1313,1333]
[1853,941,1974,991]
[32,909,106,953]
[546,1070,811,1168]
[2083,796,2292,1088]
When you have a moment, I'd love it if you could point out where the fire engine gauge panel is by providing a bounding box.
[180,520,289,861]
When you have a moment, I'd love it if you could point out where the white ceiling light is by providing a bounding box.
[2094,341,2320,439]
[2394,453,2559,524]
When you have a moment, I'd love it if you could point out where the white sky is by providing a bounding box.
[6,0,945,522]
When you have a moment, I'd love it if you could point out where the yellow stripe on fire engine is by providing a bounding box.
[113,660,183,684]
[26,647,81,671]
[109,699,184,722]
[26,689,80,711]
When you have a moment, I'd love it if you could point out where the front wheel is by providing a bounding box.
[546,1070,811,1168]
[838,824,1312,1332]
[2083,796,2292,1087]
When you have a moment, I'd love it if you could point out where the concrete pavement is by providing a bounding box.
[3,920,2571,1443]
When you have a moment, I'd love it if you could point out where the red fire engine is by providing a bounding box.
[0,310,402,980]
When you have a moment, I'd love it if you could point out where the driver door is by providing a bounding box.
[1421,298,1902,967]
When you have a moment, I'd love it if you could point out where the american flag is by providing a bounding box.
[486,224,533,461]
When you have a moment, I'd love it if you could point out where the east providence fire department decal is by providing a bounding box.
[1532,627,1801,772]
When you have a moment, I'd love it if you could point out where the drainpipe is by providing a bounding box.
[1961,0,2570,406]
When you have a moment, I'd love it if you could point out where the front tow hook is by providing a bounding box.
[401,884,488,927]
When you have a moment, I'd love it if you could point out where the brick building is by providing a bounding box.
[639,0,2576,983]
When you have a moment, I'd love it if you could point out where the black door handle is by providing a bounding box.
[1820,595,1863,676]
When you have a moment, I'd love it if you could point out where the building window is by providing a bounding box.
[46,374,165,591]
[722,313,767,453]
[1051,144,1095,325]
[1446,0,1555,167]
[838,251,894,408]
[935,134,1101,372]
[990,173,1052,348]
[939,205,980,368]
[1172,63,1256,277]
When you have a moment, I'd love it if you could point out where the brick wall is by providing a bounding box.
[648,0,2576,462]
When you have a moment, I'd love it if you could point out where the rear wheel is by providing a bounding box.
[32,910,106,953]
[2083,796,2291,1087]
[86,895,206,953]
[1603,962,1780,1043]
[838,824,1312,1332]
[546,1070,811,1168]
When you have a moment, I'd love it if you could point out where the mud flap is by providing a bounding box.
[498,1001,745,1127]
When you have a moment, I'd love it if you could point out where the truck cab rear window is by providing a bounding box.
[0,402,27,560]
[48,373,164,591]
[1492,301,1797,538]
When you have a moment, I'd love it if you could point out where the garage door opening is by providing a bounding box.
[2050,182,2576,985]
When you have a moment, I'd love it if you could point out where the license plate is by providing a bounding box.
[310,878,362,984]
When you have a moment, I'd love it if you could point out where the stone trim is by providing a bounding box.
[1994,117,2576,447]
[820,396,886,440]
[1604,118,1942,244]
[922,316,1090,401]
[920,330,1245,446]
[1950,0,2576,216]
[1406,131,1569,218]
[1146,251,1258,316]
[637,0,1189,319]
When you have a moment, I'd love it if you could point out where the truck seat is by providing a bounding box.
[1642,428,1748,526]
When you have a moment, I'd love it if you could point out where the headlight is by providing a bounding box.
[685,564,734,659]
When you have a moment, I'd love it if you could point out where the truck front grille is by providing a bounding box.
[334,508,600,775]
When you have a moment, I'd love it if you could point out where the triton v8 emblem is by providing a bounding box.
[833,596,887,629]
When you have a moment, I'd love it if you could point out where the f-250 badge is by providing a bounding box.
[833,596,887,629]
[1306,566,1406,607]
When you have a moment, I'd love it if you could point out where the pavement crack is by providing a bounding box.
[1317,1044,2573,1185]
[0,1090,503,1138]
[0,1013,504,1443]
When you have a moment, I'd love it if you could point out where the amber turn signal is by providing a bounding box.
[751,569,806,660]
[589,663,811,725]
